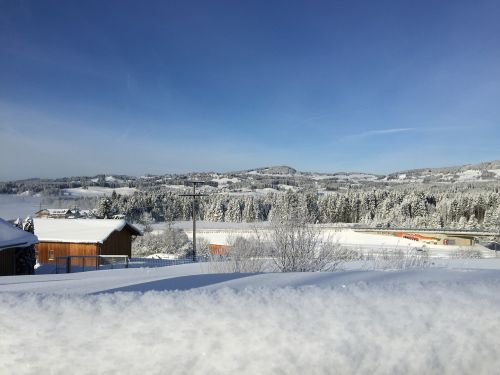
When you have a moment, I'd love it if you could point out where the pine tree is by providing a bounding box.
[243,196,257,222]
[226,198,243,222]
[209,196,225,222]
[467,214,479,230]
[96,197,112,218]
[429,212,443,229]
[457,216,468,229]
[141,212,154,233]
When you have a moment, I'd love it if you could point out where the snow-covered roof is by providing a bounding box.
[0,218,38,251]
[48,209,71,214]
[34,219,142,244]
[36,209,71,215]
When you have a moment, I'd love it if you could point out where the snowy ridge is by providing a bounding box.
[63,186,137,197]
[3,160,500,201]
[242,166,298,176]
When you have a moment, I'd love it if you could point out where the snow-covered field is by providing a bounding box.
[457,169,482,181]
[1,260,500,374]
[0,194,42,219]
[489,168,500,177]
[210,175,240,185]
[168,221,495,258]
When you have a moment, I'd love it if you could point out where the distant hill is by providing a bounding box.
[386,160,500,183]
[2,160,500,196]
[231,160,500,184]
[238,166,298,176]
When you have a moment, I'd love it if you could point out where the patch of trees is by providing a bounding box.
[96,186,500,230]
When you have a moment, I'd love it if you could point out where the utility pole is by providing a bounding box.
[179,181,208,261]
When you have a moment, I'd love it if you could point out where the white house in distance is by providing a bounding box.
[35,208,74,219]
[34,208,97,219]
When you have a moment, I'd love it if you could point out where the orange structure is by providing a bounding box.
[209,244,228,255]
[394,232,440,242]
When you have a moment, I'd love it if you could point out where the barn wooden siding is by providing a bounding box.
[100,230,132,257]
[36,229,134,266]
[36,242,98,266]
[0,248,16,276]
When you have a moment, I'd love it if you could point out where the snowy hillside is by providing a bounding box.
[2,160,500,198]
[2,159,500,229]
[237,161,500,184]
[1,261,500,374]
[387,160,500,183]
[242,165,298,176]
[63,186,137,197]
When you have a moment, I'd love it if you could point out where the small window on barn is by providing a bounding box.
[48,250,55,261]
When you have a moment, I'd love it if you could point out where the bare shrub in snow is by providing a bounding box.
[196,237,211,257]
[320,244,363,271]
[451,247,484,259]
[266,215,359,272]
[208,236,268,273]
[267,215,361,272]
[364,248,430,270]
[267,216,321,272]
[132,223,191,257]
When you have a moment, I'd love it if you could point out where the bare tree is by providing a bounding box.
[207,235,268,273]
[267,216,358,272]
[268,216,321,272]
[228,236,268,272]
[364,247,430,270]
[132,221,191,257]
[205,214,361,273]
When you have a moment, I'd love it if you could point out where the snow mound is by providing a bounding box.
[1,282,500,374]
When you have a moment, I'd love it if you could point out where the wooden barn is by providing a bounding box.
[0,218,38,276]
[34,219,141,266]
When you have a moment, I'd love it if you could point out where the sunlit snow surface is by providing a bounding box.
[1,261,500,374]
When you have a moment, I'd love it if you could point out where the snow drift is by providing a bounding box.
[1,280,500,374]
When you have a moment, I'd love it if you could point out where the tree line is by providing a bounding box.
[96,186,500,230]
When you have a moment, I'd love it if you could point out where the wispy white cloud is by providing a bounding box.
[299,112,333,124]
[347,127,416,139]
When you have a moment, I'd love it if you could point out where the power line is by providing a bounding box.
[179,181,208,261]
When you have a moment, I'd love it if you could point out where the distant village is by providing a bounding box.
[34,207,125,220]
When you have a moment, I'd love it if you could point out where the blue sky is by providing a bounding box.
[1,0,499,180]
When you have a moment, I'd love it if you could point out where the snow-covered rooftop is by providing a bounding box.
[34,219,141,244]
[44,209,71,215]
[0,218,38,251]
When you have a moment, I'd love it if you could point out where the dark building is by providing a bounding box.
[0,218,38,276]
